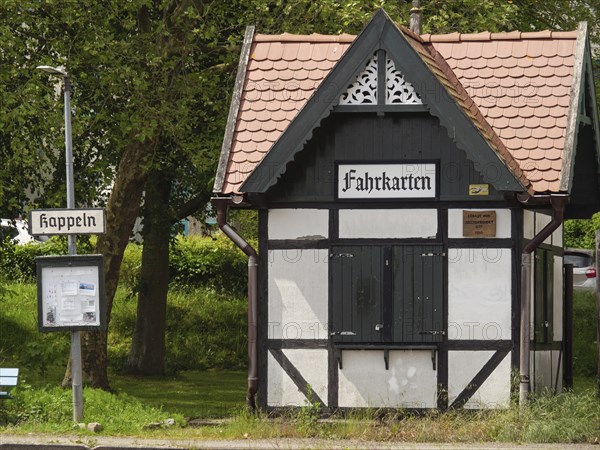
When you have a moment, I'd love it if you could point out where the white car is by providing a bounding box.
[564,248,597,291]
[0,219,44,245]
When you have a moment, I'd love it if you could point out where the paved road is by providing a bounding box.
[0,434,598,450]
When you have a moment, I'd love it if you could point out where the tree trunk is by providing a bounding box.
[127,168,173,375]
[62,138,154,389]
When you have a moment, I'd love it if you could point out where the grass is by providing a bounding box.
[0,281,598,443]
[111,370,246,418]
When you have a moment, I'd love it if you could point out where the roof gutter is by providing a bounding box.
[517,193,569,407]
[213,196,258,410]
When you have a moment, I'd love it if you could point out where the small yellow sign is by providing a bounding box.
[469,184,489,196]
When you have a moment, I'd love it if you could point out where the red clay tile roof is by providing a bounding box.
[421,30,578,193]
[219,29,579,194]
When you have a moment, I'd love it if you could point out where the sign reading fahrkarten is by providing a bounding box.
[337,163,436,199]
[29,208,106,236]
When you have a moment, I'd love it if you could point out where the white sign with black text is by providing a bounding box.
[337,163,437,199]
[29,208,106,236]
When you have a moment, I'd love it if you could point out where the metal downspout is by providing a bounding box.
[517,193,568,407]
[214,198,258,410]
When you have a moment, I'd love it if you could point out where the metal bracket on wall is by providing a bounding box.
[336,348,343,370]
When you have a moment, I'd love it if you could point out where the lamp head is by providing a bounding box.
[36,65,68,77]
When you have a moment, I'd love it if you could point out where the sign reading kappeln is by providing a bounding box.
[337,163,437,199]
[29,208,106,236]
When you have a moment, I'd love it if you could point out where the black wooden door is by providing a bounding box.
[392,245,444,343]
[331,246,383,343]
[332,244,444,344]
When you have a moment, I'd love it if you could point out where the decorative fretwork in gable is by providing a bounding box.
[339,53,378,105]
[338,50,422,106]
[386,58,422,105]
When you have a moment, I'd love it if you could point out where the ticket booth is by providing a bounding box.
[213,10,600,411]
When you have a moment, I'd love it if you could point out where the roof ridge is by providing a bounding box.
[421,29,577,42]
[254,33,355,43]
[254,28,578,44]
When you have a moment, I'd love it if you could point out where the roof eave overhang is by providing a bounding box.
[213,25,255,194]
[558,21,588,193]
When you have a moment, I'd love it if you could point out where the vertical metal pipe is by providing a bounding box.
[518,194,567,407]
[410,0,422,34]
[63,77,77,256]
[519,252,532,405]
[214,198,259,409]
[64,76,83,422]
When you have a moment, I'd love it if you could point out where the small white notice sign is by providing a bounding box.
[29,208,105,235]
[337,163,437,199]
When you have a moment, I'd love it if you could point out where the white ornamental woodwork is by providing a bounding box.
[385,58,422,105]
[339,52,422,106]
[339,53,378,104]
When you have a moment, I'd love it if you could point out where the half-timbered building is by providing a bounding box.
[213,10,600,410]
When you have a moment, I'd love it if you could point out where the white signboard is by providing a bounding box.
[337,163,437,199]
[29,208,105,236]
[37,255,105,331]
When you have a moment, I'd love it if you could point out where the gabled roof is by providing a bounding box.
[214,9,593,197]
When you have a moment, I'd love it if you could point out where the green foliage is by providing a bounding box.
[564,213,600,249]
[169,234,250,295]
[109,285,247,373]
[296,384,321,436]
[0,237,94,283]
[572,290,598,377]
[0,384,183,432]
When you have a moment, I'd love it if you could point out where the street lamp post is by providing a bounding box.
[36,65,83,422]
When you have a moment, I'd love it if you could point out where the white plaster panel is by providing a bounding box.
[267,352,307,406]
[523,210,535,239]
[448,351,511,409]
[268,250,328,340]
[553,255,563,341]
[447,248,512,340]
[532,351,553,393]
[448,209,511,239]
[534,212,552,245]
[268,209,328,240]
[552,223,563,247]
[283,349,328,406]
[338,209,437,239]
[338,350,437,408]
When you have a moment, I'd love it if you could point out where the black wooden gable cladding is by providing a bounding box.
[241,9,525,196]
[266,112,505,203]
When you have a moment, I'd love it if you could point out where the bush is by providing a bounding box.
[0,237,94,283]
[169,234,250,296]
[0,233,250,297]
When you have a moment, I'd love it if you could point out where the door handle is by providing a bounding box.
[419,330,446,336]
[375,323,384,331]
[330,331,356,336]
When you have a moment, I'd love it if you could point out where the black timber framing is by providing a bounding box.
[266,201,520,210]
[261,204,523,410]
[328,209,338,408]
[512,208,523,371]
[241,9,524,194]
[257,209,269,409]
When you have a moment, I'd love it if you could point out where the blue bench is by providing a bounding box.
[0,368,19,400]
